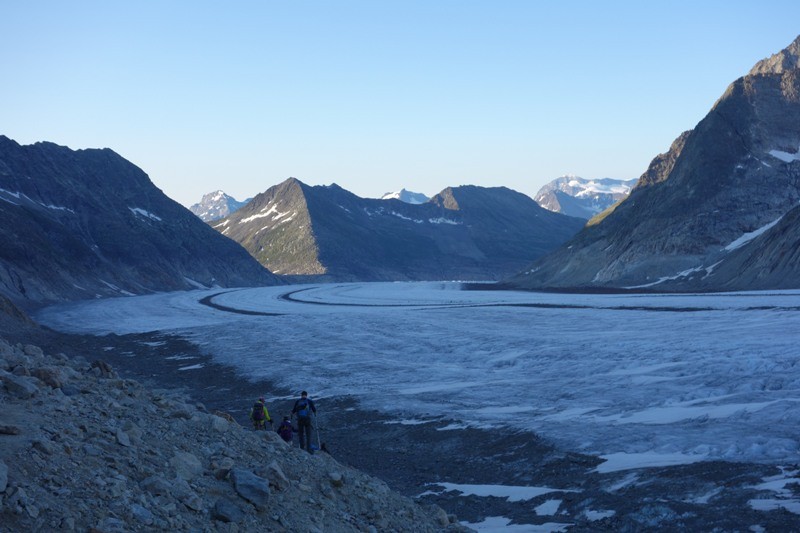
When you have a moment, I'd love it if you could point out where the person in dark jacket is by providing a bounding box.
[291,391,317,453]
[277,415,297,443]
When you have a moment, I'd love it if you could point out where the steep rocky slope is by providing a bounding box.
[0,137,278,306]
[0,335,464,532]
[510,36,800,291]
[215,178,585,281]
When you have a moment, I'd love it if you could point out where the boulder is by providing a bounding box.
[115,428,132,447]
[266,460,290,491]
[328,471,344,488]
[23,344,44,358]
[130,503,155,525]
[210,414,232,433]
[231,468,270,511]
[171,451,203,481]
[141,475,172,497]
[31,366,64,389]
[211,498,245,523]
[0,370,39,399]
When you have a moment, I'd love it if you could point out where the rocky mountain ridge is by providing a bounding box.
[533,176,636,219]
[0,334,465,532]
[214,178,586,281]
[509,35,800,291]
[0,136,278,307]
[189,191,251,222]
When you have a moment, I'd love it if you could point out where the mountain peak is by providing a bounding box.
[749,34,800,76]
[380,188,429,204]
[190,190,250,222]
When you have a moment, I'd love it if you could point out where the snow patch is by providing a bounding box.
[767,145,800,163]
[584,509,616,521]
[129,207,162,221]
[423,482,579,503]
[535,499,562,516]
[595,452,708,473]
[178,363,205,371]
[428,217,460,225]
[724,217,783,251]
[463,516,572,532]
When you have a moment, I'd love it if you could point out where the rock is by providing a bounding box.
[211,414,232,433]
[211,498,245,523]
[0,370,39,399]
[141,475,172,497]
[83,443,103,457]
[130,503,154,525]
[328,471,344,488]
[90,360,116,379]
[32,439,56,455]
[171,477,204,512]
[23,344,44,357]
[266,461,290,491]
[212,456,235,480]
[96,517,128,532]
[429,505,450,527]
[231,468,270,511]
[0,460,8,492]
[11,365,30,376]
[0,425,21,435]
[171,451,203,480]
[115,428,131,447]
[30,367,63,388]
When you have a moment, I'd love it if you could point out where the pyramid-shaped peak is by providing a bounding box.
[749,34,800,76]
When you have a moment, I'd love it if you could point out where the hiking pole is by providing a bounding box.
[314,411,322,451]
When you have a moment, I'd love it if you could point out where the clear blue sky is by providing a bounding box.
[3,1,799,207]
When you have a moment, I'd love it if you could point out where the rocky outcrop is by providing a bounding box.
[509,36,800,291]
[0,336,465,532]
[0,136,278,306]
[216,178,585,281]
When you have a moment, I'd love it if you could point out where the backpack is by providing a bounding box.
[252,403,265,422]
[278,421,293,441]
[296,398,310,418]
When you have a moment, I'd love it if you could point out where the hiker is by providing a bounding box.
[276,415,297,444]
[249,397,272,430]
[291,390,317,453]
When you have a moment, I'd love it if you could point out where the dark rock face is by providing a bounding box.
[215,179,585,281]
[510,35,800,291]
[534,176,637,219]
[0,137,278,305]
[189,190,251,221]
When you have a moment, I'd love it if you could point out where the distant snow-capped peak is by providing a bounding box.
[380,189,430,204]
[534,176,637,219]
[190,191,250,222]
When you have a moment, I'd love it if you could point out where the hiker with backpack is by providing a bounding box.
[249,397,273,430]
[276,415,297,444]
[291,390,317,453]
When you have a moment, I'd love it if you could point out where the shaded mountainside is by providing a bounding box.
[533,176,637,219]
[0,136,278,306]
[189,190,251,222]
[510,36,800,291]
[215,178,585,281]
